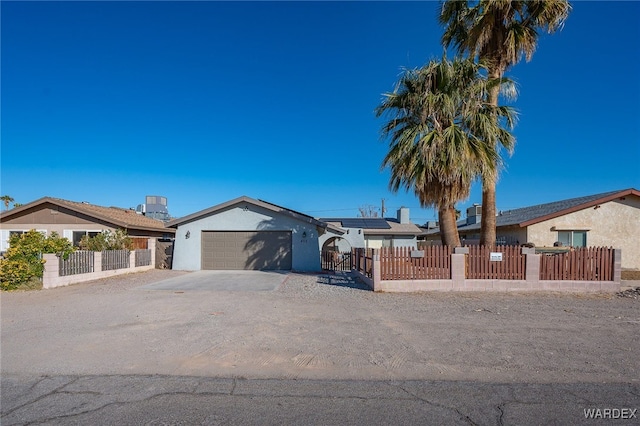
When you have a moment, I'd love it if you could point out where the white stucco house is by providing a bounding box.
[422,188,640,270]
[319,207,423,252]
[166,196,343,271]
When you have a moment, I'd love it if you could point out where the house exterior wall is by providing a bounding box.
[318,227,365,252]
[365,235,417,249]
[0,205,168,251]
[0,207,118,251]
[526,198,640,269]
[172,204,322,271]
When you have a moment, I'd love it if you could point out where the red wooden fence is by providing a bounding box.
[353,248,374,278]
[466,245,526,280]
[539,247,614,281]
[379,246,451,280]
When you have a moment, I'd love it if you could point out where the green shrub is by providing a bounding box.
[79,229,132,251]
[0,230,75,291]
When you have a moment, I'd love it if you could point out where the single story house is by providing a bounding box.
[0,197,174,251]
[422,188,640,270]
[166,196,344,271]
[320,207,423,251]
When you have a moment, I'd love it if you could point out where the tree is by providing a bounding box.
[358,205,380,218]
[79,229,133,251]
[1,195,14,210]
[376,57,516,246]
[440,0,571,246]
[0,230,75,291]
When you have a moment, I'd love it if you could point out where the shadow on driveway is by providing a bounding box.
[137,270,289,292]
[316,272,371,291]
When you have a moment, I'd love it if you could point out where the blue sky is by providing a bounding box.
[2,1,639,223]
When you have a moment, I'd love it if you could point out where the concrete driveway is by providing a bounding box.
[137,270,289,292]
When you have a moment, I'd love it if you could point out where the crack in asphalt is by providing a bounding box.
[4,375,639,425]
[2,375,432,425]
[392,382,478,425]
[496,404,505,426]
[1,376,80,418]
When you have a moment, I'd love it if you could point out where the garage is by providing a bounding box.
[201,231,292,270]
[168,196,344,272]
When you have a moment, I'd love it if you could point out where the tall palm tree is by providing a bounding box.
[440,0,571,246]
[1,195,14,210]
[376,57,516,246]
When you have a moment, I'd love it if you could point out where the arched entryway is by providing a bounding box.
[321,237,353,271]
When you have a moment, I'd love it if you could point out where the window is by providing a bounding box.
[557,230,587,247]
[1,230,47,252]
[72,231,101,247]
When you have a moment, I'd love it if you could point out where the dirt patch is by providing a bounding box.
[621,270,640,280]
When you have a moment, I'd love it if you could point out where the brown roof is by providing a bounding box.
[0,197,173,233]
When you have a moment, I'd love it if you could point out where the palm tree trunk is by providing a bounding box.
[438,205,461,247]
[479,175,496,248]
[479,66,503,248]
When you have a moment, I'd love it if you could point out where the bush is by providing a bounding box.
[0,230,75,291]
[79,229,132,251]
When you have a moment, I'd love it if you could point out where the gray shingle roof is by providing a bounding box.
[421,188,639,235]
[457,189,637,231]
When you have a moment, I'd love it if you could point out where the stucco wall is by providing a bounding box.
[527,198,640,269]
[0,224,117,252]
[172,204,323,271]
[365,235,417,249]
[318,227,365,252]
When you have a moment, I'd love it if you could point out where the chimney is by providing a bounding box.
[397,207,410,224]
[466,204,482,225]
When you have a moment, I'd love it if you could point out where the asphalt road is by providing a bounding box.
[2,270,639,425]
[2,374,638,425]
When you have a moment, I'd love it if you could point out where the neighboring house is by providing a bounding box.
[422,188,640,270]
[0,197,175,251]
[319,207,423,251]
[167,196,344,271]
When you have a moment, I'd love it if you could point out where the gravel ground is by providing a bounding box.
[1,270,639,385]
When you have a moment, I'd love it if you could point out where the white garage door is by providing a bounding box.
[201,231,292,270]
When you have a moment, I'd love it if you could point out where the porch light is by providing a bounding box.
[302,231,307,238]
[185,231,190,239]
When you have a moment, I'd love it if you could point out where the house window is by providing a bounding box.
[72,231,101,247]
[1,230,47,252]
[557,230,587,247]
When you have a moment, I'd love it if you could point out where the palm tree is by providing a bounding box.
[440,0,571,246]
[1,195,14,210]
[376,57,516,246]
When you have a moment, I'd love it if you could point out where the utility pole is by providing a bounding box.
[381,199,387,218]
